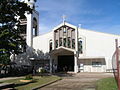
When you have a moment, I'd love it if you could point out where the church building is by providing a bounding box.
[21,0,120,73]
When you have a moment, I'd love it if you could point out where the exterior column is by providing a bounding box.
[74,51,78,73]
[58,30,60,47]
[50,58,53,73]
[26,13,33,48]
[53,31,54,49]
[66,27,68,48]
[62,27,64,46]
[70,29,72,48]
[74,27,79,73]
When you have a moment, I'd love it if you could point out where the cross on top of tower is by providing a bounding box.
[62,15,67,23]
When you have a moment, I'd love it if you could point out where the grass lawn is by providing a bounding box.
[96,77,118,90]
[0,75,61,90]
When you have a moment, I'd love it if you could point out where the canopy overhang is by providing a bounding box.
[50,46,75,56]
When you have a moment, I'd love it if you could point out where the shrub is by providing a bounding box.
[25,74,33,80]
[40,68,47,73]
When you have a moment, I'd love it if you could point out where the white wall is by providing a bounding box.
[33,31,53,53]
[79,29,120,69]
[33,23,120,71]
[78,59,106,72]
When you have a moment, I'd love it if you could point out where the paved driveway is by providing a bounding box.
[40,73,114,90]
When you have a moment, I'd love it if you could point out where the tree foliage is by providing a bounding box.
[0,0,32,65]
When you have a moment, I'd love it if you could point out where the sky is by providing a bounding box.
[35,0,120,35]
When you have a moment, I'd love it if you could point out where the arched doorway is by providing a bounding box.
[50,47,75,72]
[58,55,74,72]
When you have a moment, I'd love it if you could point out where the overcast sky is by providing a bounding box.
[35,0,120,35]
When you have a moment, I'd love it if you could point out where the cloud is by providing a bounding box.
[39,24,51,35]
[36,0,83,12]
[35,0,120,35]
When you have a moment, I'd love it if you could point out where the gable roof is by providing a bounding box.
[52,22,77,32]
[38,21,120,37]
[53,22,120,37]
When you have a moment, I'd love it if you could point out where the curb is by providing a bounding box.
[32,78,62,90]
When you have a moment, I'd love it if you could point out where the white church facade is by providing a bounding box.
[21,0,120,73]
[33,22,120,73]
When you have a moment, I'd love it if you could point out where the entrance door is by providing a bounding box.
[58,55,74,72]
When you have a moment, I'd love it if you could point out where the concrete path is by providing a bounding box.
[0,77,23,81]
[40,73,114,90]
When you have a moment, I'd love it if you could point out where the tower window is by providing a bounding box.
[33,18,38,36]
[49,40,52,51]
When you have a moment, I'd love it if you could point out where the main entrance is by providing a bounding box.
[58,55,74,72]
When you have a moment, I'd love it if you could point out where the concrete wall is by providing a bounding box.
[78,29,120,70]
[33,31,53,53]
[78,59,106,72]
[32,22,120,72]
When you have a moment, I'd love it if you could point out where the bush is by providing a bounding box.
[40,68,47,73]
[25,74,33,80]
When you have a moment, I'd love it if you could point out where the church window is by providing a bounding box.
[78,40,83,54]
[63,26,66,33]
[55,40,58,48]
[92,62,102,67]
[59,38,62,46]
[68,37,71,48]
[49,40,52,51]
[63,38,66,47]
[63,28,66,33]
[63,27,67,36]
[72,39,75,49]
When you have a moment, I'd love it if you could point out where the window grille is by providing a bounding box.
[68,37,71,48]
[72,39,75,49]
[55,40,58,48]
[59,38,62,46]
[63,38,66,47]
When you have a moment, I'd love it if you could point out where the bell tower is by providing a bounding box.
[23,0,39,48]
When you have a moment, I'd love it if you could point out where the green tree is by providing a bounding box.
[0,0,32,65]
